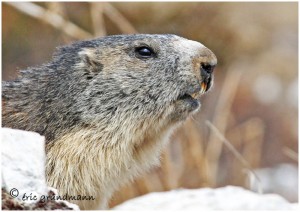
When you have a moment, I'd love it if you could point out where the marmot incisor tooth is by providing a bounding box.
[2,34,217,210]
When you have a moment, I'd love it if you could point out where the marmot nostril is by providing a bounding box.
[201,63,215,75]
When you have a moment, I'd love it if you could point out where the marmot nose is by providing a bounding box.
[201,63,215,75]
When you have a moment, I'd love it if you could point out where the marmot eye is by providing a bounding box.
[135,47,154,58]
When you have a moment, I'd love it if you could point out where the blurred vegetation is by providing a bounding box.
[2,2,298,207]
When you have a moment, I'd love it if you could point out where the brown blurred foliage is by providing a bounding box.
[2,2,298,207]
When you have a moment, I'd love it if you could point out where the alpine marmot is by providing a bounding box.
[2,34,217,209]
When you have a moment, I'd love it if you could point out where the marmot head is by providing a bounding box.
[56,34,217,136]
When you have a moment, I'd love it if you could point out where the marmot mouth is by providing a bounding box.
[177,93,200,111]
[178,81,210,101]
[178,93,196,101]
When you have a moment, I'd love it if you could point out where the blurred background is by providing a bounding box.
[2,2,298,207]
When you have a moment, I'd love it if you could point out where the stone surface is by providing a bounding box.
[249,163,298,202]
[114,186,299,210]
[2,128,47,203]
[1,128,80,210]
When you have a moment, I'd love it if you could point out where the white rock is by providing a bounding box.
[1,128,47,203]
[114,186,299,210]
[249,163,298,202]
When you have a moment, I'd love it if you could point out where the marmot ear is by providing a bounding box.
[79,49,103,74]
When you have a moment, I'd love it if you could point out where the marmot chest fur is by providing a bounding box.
[2,34,217,210]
